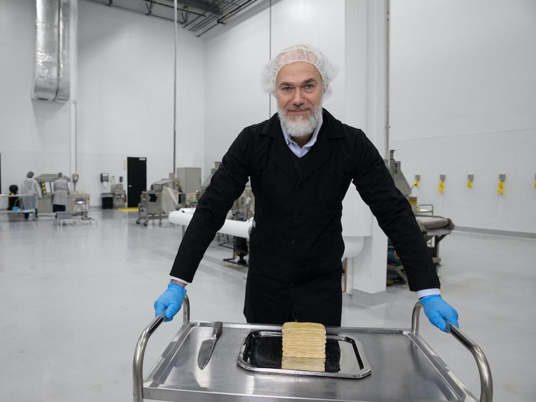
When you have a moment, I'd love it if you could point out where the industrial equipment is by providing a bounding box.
[136,173,183,226]
[133,297,493,402]
[111,183,126,208]
[0,193,38,220]
[175,167,201,195]
[56,196,92,226]
[34,174,90,215]
[387,150,455,285]
[220,187,254,266]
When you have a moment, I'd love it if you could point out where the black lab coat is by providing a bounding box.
[170,110,440,322]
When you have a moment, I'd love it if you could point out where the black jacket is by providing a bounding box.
[170,109,440,292]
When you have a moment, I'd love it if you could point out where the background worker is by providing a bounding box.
[154,44,459,333]
[53,172,69,214]
[20,171,41,219]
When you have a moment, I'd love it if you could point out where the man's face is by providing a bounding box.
[275,61,324,124]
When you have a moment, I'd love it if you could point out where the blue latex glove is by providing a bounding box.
[420,295,459,333]
[154,283,187,322]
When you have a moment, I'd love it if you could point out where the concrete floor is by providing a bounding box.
[0,210,535,401]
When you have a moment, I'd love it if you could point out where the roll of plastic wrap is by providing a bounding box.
[170,210,365,259]
[169,209,252,239]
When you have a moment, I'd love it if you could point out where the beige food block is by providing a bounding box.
[281,355,325,372]
[282,322,326,360]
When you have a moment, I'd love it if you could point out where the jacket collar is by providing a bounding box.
[264,109,343,183]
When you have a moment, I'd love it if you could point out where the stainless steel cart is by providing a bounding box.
[133,297,492,402]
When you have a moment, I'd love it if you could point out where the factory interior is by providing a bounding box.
[0,0,535,401]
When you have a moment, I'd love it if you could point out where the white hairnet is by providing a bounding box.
[261,43,338,98]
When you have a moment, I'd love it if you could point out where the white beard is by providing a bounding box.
[278,106,322,139]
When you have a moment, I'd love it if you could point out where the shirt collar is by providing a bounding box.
[280,113,323,150]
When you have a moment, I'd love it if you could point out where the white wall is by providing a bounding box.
[77,1,205,204]
[203,0,348,177]
[0,0,71,200]
[390,0,536,234]
[203,8,269,177]
[0,0,205,206]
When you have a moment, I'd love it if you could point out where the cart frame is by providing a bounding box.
[133,296,492,402]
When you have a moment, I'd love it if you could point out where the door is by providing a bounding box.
[127,157,147,207]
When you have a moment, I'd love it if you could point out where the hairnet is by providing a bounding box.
[58,172,63,178]
[261,44,338,98]
[27,171,34,178]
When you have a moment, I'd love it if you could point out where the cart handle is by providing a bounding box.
[411,302,493,402]
[133,295,191,402]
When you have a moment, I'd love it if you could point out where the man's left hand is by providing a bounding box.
[420,295,459,333]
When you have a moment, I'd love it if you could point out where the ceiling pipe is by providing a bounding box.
[173,0,178,173]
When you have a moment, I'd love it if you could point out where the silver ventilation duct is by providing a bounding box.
[56,0,71,102]
[33,0,70,103]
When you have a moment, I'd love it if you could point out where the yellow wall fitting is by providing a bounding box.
[413,181,420,187]
[497,181,505,195]
[438,175,446,193]
[467,174,474,188]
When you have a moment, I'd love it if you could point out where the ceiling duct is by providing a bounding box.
[33,0,71,103]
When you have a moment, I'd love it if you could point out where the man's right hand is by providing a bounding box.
[154,282,187,322]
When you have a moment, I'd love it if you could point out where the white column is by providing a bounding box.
[69,0,78,178]
[344,0,389,305]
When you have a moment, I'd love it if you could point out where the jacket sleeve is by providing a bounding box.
[351,131,440,291]
[170,129,253,282]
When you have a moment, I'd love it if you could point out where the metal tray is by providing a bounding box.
[134,298,493,402]
[237,330,371,379]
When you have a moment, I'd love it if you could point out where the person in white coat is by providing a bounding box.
[20,171,41,219]
[53,172,69,213]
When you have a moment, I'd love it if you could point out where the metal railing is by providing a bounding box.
[411,302,493,402]
[132,295,190,402]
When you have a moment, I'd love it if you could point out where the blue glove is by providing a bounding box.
[154,283,187,322]
[420,295,459,333]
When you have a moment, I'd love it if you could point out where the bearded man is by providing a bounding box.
[154,44,458,332]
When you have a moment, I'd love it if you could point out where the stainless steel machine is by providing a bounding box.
[35,173,90,215]
[136,174,183,226]
[387,151,455,284]
[133,297,493,402]
[219,186,254,266]
[111,184,126,208]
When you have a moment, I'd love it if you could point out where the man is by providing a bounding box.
[53,172,69,214]
[155,44,458,332]
[21,171,41,219]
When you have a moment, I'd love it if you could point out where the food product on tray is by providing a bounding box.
[281,355,325,372]
[282,322,326,358]
[281,322,326,371]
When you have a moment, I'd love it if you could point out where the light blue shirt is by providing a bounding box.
[280,114,323,158]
